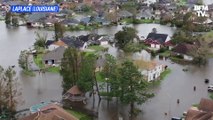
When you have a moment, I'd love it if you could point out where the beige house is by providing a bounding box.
[134,60,165,82]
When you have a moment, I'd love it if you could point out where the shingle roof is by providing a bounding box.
[146,33,168,44]
[173,43,197,55]
[185,109,213,120]
[67,85,83,95]
[27,13,47,22]
[80,17,91,24]
[134,60,159,70]
[43,46,66,61]
[61,36,85,48]
[199,98,213,112]
[118,10,133,18]
[61,18,79,25]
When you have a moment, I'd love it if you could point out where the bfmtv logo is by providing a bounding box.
[194,5,209,17]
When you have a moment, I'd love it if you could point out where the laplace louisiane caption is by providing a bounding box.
[10,5,59,13]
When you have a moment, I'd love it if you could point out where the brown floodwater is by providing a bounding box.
[0,21,212,120]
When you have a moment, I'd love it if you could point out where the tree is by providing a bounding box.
[11,17,18,27]
[151,28,157,33]
[171,31,193,44]
[18,50,29,71]
[190,39,210,65]
[55,0,62,3]
[54,23,65,41]
[114,27,138,50]
[77,54,96,92]
[117,61,153,119]
[106,12,118,23]
[0,66,22,119]
[60,48,83,93]
[34,32,47,48]
[102,54,118,98]
[5,12,11,25]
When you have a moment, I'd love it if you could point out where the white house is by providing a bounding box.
[145,33,170,50]
[31,22,44,28]
[134,60,165,82]
[98,36,109,46]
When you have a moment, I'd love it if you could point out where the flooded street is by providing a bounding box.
[0,21,212,119]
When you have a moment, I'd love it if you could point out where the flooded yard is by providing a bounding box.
[0,21,212,119]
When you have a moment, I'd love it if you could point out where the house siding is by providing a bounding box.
[141,64,164,82]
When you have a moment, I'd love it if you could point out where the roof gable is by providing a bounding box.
[43,46,66,61]
[146,33,168,44]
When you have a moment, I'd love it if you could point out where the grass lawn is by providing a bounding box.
[160,69,171,80]
[192,104,199,107]
[84,51,96,56]
[159,50,171,57]
[209,92,213,100]
[69,24,101,31]
[65,109,92,120]
[148,69,171,87]
[120,18,158,24]
[47,66,60,73]
[88,45,106,52]
[202,31,213,42]
[33,53,60,73]
[34,54,45,69]
[177,0,187,5]
[121,18,133,24]
[140,19,154,23]
[23,70,36,77]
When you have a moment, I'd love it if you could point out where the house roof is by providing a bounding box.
[67,85,83,95]
[199,98,213,112]
[185,109,213,120]
[44,18,59,24]
[43,46,66,61]
[137,9,153,18]
[27,13,47,22]
[59,9,73,14]
[118,10,133,18]
[53,40,67,47]
[164,41,174,46]
[80,17,91,24]
[134,60,159,70]
[60,36,85,48]
[21,104,78,120]
[146,33,168,44]
[173,43,197,55]
[6,1,27,5]
[61,18,79,25]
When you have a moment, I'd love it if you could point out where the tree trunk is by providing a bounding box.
[129,102,134,120]
[94,71,101,101]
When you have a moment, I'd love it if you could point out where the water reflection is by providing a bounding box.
[1,21,211,120]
